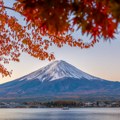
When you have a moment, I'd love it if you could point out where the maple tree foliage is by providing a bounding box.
[0,0,120,77]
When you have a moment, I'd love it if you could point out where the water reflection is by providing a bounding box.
[0,108,119,120]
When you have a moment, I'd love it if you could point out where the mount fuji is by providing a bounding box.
[0,60,120,101]
[18,60,100,82]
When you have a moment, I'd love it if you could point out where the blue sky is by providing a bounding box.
[0,0,120,83]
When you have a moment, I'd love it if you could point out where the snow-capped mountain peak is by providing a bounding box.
[20,60,99,81]
[0,60,119,100]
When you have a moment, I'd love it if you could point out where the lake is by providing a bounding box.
[0,108,119,120]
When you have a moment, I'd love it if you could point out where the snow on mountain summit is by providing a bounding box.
[20,60,99,82]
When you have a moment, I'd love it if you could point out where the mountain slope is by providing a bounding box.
[18,60,100,82]
[0,60,120,100]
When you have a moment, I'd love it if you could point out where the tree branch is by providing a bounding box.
[0,5,22,15]
[0,5,15,11]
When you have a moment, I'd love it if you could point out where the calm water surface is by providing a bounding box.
[0,108,119,120]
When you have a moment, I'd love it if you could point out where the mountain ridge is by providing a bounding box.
[0,60,120,100]
[18,60,102,82]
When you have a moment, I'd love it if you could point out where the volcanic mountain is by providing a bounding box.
[0,60,120,100]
